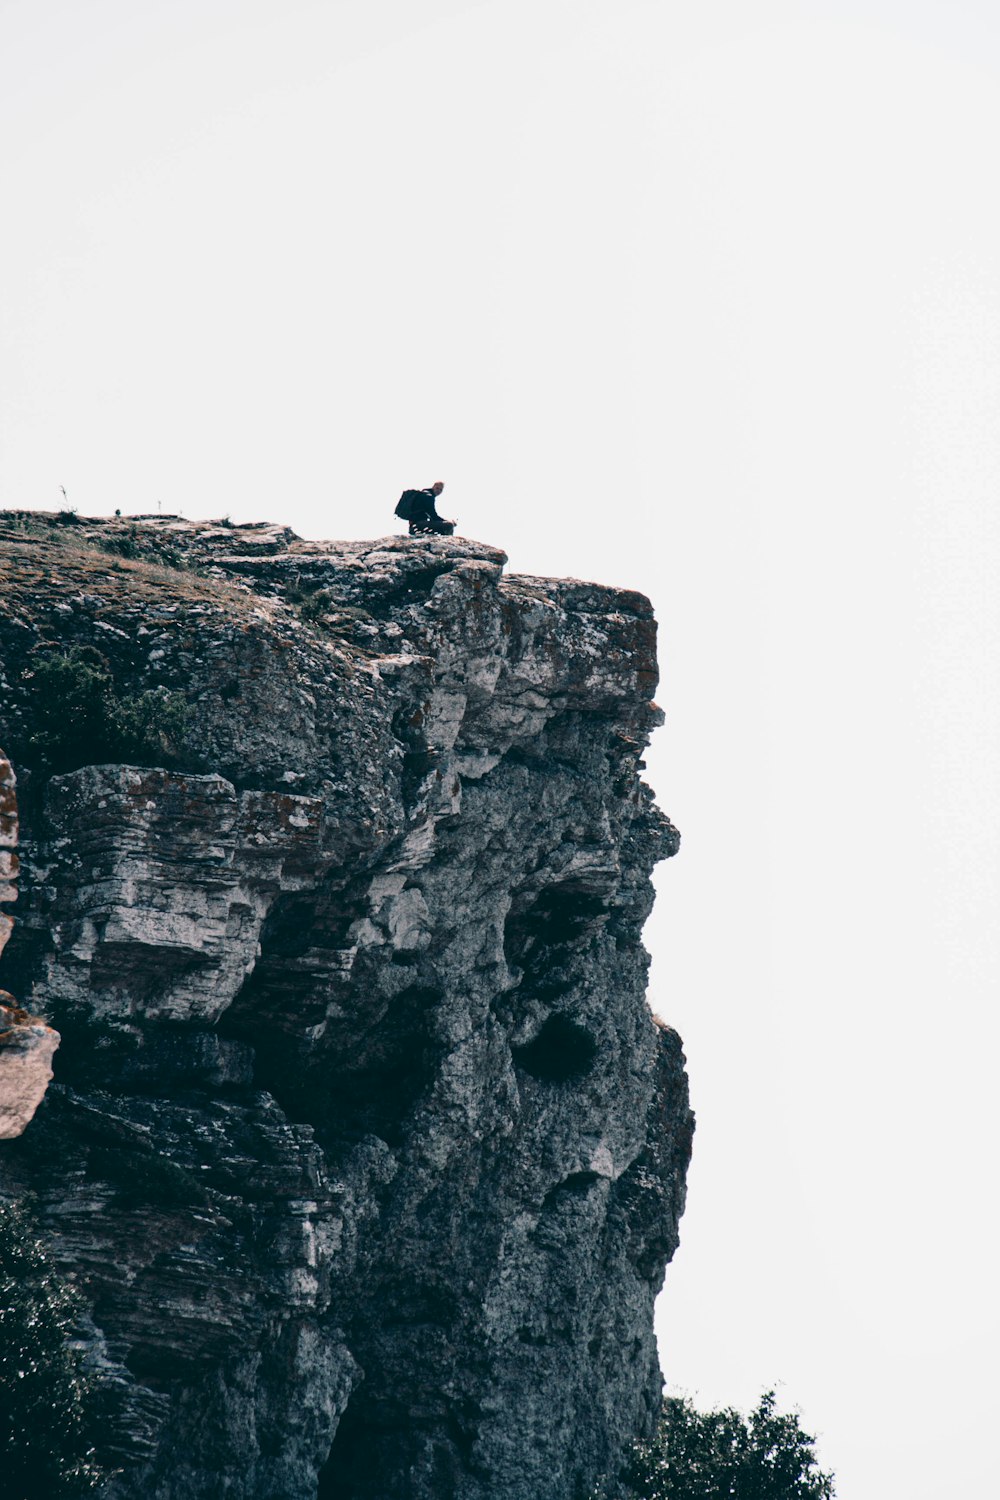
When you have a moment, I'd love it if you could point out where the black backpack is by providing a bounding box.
[394,489,427,521]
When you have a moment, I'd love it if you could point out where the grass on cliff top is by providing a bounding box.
[0,511,257,625]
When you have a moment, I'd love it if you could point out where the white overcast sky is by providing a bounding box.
[3,2,999,1496]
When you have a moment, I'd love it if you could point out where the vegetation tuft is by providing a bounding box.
[19,646,187,774]
[0,1198,114,1497]
[284,580,375,636]
[95,528,142,560]
[298,588,334,623]
[94,532,185,570]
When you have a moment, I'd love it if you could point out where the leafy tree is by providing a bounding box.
[0,1198,111,1496]
[598,1390,835,1500]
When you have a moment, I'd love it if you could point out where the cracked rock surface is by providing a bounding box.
[0,515,692,1500]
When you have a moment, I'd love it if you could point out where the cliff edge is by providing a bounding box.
[0,512,692,1500]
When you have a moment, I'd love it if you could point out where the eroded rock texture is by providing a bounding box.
[0,515,692,1500]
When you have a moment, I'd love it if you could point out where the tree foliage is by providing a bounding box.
[21,645,187,773]
[598,1390,835,1500]
[0,1198,111,1496]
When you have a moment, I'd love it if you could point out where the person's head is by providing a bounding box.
[431,480,445,495]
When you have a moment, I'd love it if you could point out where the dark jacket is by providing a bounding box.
[397,488,453,534]
[413,488,440,524]
[395,487,438,523]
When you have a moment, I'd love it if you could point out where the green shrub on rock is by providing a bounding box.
[21,646,187,773]
[298,587,333,622]
[109,686,188,765]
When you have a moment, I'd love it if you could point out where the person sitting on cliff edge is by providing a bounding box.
[394,481,456,537]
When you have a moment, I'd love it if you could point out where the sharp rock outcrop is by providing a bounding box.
[0,512,692,1500]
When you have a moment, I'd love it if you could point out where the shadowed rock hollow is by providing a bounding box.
[0,513,692,1500]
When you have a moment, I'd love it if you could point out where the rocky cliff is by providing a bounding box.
[0,512,692,1500]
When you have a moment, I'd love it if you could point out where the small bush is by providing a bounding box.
[23,647,116,769]
[299,589,333,623]
[21,646,187,773]
[0,1198,111,1496]
[91,530,186,570]
[109,687,188,764]
[97,529,141,560]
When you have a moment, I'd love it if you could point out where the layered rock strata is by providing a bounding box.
[0,514,692,1500]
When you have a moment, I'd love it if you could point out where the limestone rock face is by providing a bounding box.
[0,746,60,1137]
[0,515,692,1500]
